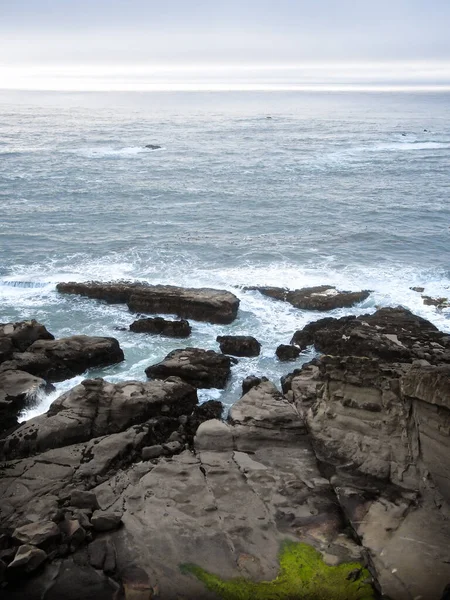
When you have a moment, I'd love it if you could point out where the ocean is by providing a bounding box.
[1,89,449,418]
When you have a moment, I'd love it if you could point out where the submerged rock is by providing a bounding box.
[216,335,261,357]
[146,348,233,389]
[130,316,191,338]
[144,144,161,150]
[422,295,449,309]
[57,281,240,324]
[246,285,370,311]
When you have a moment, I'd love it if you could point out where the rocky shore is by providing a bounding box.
[0,282,449,599]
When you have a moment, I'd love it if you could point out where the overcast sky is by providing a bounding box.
[1,1,449,89]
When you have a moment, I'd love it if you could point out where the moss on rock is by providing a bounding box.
[180,540,375,599]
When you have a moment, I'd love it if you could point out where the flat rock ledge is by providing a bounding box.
[57,281,240,324]
[246,284,370,311]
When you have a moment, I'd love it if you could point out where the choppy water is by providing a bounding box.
[1,90,449,418]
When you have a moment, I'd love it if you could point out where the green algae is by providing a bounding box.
[180,540,375,600]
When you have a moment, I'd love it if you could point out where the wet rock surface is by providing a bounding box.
[57,281,240,324]
[247,284,370,311]
[276,343,301,361]
[130,316,191,337]
[145,347,233,388]
[216,334,261,357]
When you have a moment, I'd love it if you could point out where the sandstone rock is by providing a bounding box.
[7,544,47,573]
[130,316,191,337]
[57,281,240,324]
[0,377,197,460]
[146,348,233,388]
[0,369,55,435]
[162,440,183,455]
[0,336,124,382]
[91,511,122,532]
[88,538,116,573]
[141,444,164,460]
[291,306,450,364]
[13,520,60,548]
[59,519,86,550]
[216,335,261,357]
[247,285,370,311]
[276,344,301,361]
[70,490,99,510]
[194,419,234,451]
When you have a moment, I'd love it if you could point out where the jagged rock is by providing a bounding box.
[276,344,301,361]
[7,545,47,573]
[0,336,124,383]
[241,375,268,395]
[247,285,370,311]
[57,281,240,324]
[12,521,60,548]
[422,295,449,309]
[70,490,99,510]
[130,317,191,338]
[216,335,261,357]
[146,348,233,388]
[291,306,450,364]
[0,377,197,460]
[0,320,54,358]
[142,444,164,460]
[91,511,122,532]
[0,369,55,435]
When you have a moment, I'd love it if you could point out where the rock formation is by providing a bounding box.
[216,335,261,357]
[246,285,370,311]
[130,316,191,338]
[57,282,240,324]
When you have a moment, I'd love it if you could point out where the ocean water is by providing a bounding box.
[0,90,449,419]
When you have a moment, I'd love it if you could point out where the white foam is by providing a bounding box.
[68,146,160,158]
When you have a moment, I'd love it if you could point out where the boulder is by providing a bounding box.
[0,320,54,357]
[216,335,261,357]
[7,545,46,573]
[146,348,233,388]
[88,539,116,573]
[142,444,164,460]
[422,295,449,309]
[57,281,240,324]
[241,375,268,395]
[0,336,124,382]
[130,316,191,338]
[410,286,425,293]
[276,344,301,361]
[291,306,450,364]
[59,519,86,550]
[91,511,122,532]
[13,521,60,548]
[0,377,198,460]
[70,490,99,510]
[247,285,370,311]
[0,369,55,435]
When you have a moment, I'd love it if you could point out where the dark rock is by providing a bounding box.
[291,306,450,364]
[41,560,120,600]
[422,295,449,309]
[59,519,86,550]
[246,285,370,311]
[0,377,198,460]
[241,375,268,395]
[216,335,261,357]
[410,286,425,293]
[0,320,54,357]
[88,539,116,573]
[276,344,301,361]
[146,348,233,388]
[7,544,47,573]
[162,440,183,455]
[130,317,191,338]
[91,511,122,532]
[0,336,124,383]
[142,444,164,460]
[70,490,99,511]
[57,281,240,324]
[145,144,161,150]
[12,521,60,548]
[0,369,55,435]
[193,399,223,421]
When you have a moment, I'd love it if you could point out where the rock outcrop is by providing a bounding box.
[57,281,240,324]
[130,317,191,338]
[0,369,55,435]
[0,320,54,363]
[247,285,370,311]
[276,344,301,361]
[0,335,124,383]
[216,335,261,357]
[146,348,233,388]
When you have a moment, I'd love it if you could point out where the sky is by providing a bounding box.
[1,0,450,90]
